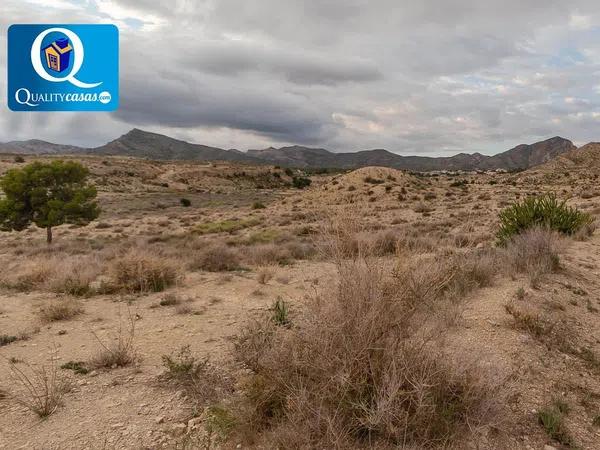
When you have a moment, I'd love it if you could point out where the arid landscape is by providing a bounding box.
[0,141,599,449]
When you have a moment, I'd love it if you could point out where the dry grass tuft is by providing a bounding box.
[189,243,241,272]
[38,298,84,323]
[0,255,102,296]
[502,228,563,288]
[256,267,275,285]
[110,248,180,293]
[89,312,138,369]
[160,345,230,410]
[5,356,70,418]
[46,257,101,296]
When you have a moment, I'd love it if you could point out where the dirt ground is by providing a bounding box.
[0,153,600,449]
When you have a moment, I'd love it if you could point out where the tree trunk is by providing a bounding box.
[46,226,53,244]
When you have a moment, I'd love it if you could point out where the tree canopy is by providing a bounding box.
[0,160,100,243]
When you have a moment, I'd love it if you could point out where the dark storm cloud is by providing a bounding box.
[180,41,382,86]
[113,71,336,144]
[2,0,600,153]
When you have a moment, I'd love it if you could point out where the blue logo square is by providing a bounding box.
[7,24,119,111]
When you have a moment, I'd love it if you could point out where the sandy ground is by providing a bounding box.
[0,154,599,449]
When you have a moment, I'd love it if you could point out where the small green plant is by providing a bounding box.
[162,345,197,378]
[271,297,290,326]
[0,334,18,347]
[363,176,384,184]
[159,293,181,306]
[538,400,575,447]
[204,405,238,440]
[60,361,89,375]
[449,179,468,187]
[180,198,192,207]
[252,201,266,209]
[292,176,311,189]
[14,155,25,163]
[497,195,593,245]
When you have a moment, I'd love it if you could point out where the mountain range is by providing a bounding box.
[0,128,579,172]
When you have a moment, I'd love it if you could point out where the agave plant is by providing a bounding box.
[497,194,593,245]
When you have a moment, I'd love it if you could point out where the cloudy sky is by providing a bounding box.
[2,0,600,155]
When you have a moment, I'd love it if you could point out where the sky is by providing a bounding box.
[2,0,600,155]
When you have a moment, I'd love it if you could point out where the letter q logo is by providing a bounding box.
[30,27,101,89]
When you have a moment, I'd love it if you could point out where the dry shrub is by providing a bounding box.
[0,258,54,291]
[315,212,368,260]
[396,249,497,310]
[283,241,316,260]
[160,345,230,409]
[0,254,102,296]
[45,257,102,296]
[242,244,292,266]
[110,248,180,292]
[189,243,241,272]
[5,357,70,418]
[38,298,83,322]
[89,312,138,369]
[504,303,573,352]
[371,229,401,256]
[233,220,503,448]
[256,267,275,285]
[573,220,597,241]
[501,228,563,287]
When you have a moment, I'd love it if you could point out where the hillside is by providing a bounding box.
[248,136,575,171]
[1,130,577,172]
[87,129,262,163]
[0,139,83,155]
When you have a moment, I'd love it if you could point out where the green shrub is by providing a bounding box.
[60,361,89,375]
[363,176,384,184]
[497,195,593,245]
[538,401,574,447]
[292,176,311,189]
[270,298,290,326]
[180,198,192,207]
[0,335,18,347]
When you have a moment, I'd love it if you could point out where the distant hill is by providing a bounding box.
[87,129,262,163]
[0,139,83,155]
[0,129,578,172]
[248,136,576,171]
[533,142,600,174]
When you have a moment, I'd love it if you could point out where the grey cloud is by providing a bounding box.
[112,72,336,144]
[177,41,382,86]
[2,0,600,154]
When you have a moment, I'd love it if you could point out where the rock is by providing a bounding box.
[171,423,187,436]
[57,329,67,335]
[155,416,165,424]
[187,417,202,431]
[544,445,558,450]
